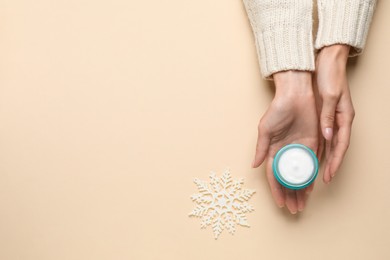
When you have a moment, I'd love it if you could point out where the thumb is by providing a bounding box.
[320,97,337,141]
[252,124,270,168]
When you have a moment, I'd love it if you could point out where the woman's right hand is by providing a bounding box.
[252,71,319,214]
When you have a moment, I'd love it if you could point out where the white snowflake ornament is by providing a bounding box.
[189,168,256,239]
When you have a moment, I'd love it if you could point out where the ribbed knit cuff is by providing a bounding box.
[315,0,377,56]
[243,0,315,80]
[257,26,315,79]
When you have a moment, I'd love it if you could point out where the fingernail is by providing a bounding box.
[324,128,333,140]
[251,158,256,168]
[291,210,297,215]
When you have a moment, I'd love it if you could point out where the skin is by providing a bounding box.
[252,71,318,214]
[252,44,354,214]
[314,44,355,184]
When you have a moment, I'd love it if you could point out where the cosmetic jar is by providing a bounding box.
[273,144,319,190]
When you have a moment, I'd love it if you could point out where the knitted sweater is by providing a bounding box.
[243,0,377,79]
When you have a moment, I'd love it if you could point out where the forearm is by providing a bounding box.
[315,0,377,56]
[243,0,315,79]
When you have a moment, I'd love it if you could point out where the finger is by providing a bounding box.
[305,182,315,194]
[265,157,285,208]
[283,187,298,214]
[324,123,339,183]
[252,123,270,168]
[317,134,325,162]
[320,96,338,141]
[303,183,315,208]
[323,139,333,184]
[328,125,352,179]
[296,189,306,212]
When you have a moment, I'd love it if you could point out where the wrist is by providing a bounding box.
[318,44,350,66]
[273,71,314,98]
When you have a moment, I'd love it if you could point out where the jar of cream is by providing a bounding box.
[273,144,319,190]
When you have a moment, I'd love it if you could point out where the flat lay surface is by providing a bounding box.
[0,0,389,259]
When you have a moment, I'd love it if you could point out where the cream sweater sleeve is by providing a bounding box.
[243,0,315,79]
[315,0,377,56]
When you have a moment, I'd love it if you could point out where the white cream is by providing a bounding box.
[277,147,315,185]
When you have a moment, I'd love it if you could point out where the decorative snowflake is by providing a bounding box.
[189,168,256,239]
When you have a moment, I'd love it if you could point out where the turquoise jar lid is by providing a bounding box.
[273,144,319,190]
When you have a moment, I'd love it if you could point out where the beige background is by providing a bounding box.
[0,0,389,259]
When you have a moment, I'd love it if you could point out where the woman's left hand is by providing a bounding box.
[314,44,355,184]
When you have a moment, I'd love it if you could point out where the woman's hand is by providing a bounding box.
[314,44,355,184]
[252,71,319,214]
